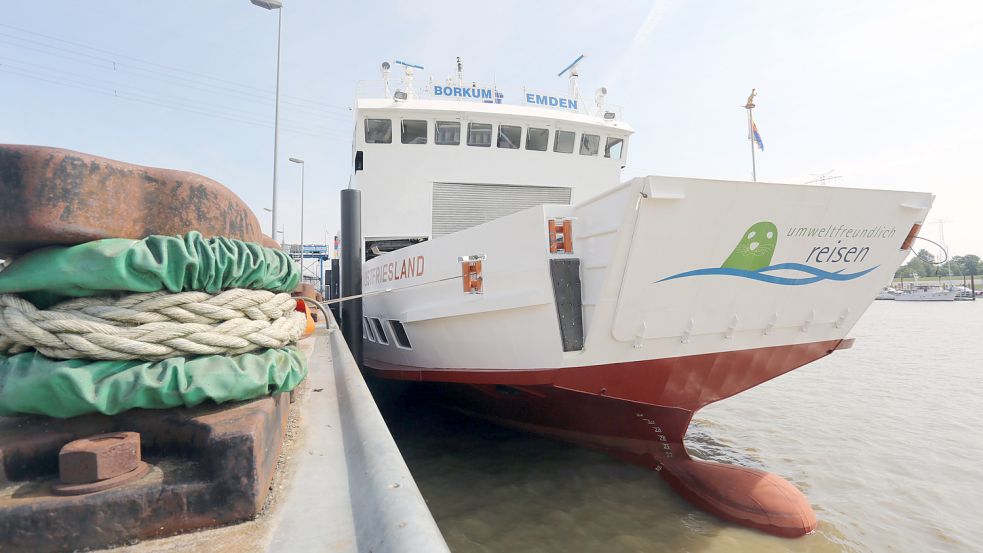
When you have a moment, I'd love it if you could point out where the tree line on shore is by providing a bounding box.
[894,249,980,278]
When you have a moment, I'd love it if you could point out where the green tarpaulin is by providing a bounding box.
[0,346,307,418]
[0,231,299,307]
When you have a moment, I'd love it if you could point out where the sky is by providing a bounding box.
[2,0,981,257]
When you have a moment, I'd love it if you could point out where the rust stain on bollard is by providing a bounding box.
[0,144,280,256]
[52,463,152,496]
[58,431,142,484]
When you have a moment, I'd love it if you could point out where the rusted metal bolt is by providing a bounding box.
[59,432,142,484]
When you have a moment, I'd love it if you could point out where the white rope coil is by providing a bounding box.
[0,289,307,361]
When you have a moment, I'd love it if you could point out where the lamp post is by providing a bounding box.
[250,0,284,240]
[289,157,305,257]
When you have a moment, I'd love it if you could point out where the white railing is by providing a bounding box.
[355,79,625,121]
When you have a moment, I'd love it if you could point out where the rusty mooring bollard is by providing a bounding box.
[0,144,281,257]
[52,432,150,496]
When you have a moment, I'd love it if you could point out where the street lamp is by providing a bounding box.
[289,157,305,257]
[250,0,284,240]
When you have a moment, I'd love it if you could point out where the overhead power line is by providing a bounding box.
[0,67,349,141]
[0,22,349,113]
[0,22,361,142]
[0,34,352,122]
[0,56,352,135]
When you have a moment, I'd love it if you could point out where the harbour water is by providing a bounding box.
[380,301,983,552]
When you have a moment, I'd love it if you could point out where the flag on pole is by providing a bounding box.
[751,121,764,151]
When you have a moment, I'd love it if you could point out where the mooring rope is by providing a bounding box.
[53,288,299,325]
[0,289,307,361]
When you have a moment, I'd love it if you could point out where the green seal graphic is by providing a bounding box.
[721,221,778,271]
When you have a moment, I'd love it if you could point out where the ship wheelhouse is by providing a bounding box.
[352,94,634,259]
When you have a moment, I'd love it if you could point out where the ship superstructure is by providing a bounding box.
[354,60,630,256]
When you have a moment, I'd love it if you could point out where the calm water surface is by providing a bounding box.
[380,301,983,553]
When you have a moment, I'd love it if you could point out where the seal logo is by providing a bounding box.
[721,222,779,271]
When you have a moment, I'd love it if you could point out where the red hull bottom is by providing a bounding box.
[367,338,853,537]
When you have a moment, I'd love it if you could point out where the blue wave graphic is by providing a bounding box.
[655,262,880,286]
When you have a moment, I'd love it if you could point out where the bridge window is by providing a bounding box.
[468,122,492,147]
[527,127,549,151]
[388,320,412,349]
[364,119,392,144]
[435,121,461,145]
[605,137,624,159]
[498,124,521,149]
[554,130,575,153]
[580,133,600,155]
[401,120,428,144]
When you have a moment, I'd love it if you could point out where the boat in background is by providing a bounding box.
[346,58,936,538]
[876,286,900,300]
[891,222,971,302]
[954,286,976,301]
[895,286,958,301]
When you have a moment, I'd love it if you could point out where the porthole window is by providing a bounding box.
[364,316,377,342]
[526,127,549,151]
[467,122,492,147]
[371,318,389,345]
[401,120,428,144]
[497,124,521,149]
[580,133,600,156]
[436,121,461,145]
[605,137,624,159]
[388,320,412,349]
[554,130,575,153]
[364,119,392,144]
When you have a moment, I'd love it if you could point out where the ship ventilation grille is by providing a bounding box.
[432,182,572,237]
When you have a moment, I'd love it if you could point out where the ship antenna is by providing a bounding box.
[456,56,464,86]
[394,59,424,99]
[558,54,586,103]
[804,169,842,186]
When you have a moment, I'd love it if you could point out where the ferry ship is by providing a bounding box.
[351,60,934,537]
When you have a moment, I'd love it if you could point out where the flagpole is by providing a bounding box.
[744,88,757,182]
[748,108,756,182]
